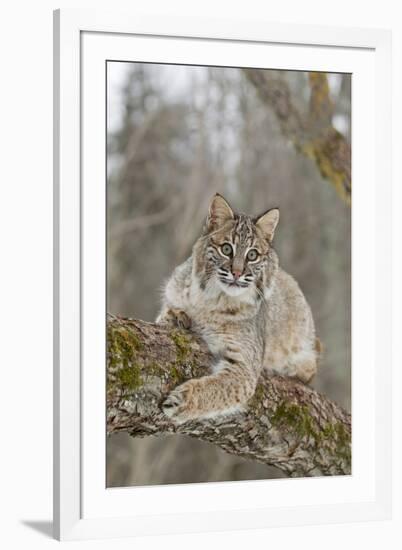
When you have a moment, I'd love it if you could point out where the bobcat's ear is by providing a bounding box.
[255,208,280,243]
[206,193,234,231]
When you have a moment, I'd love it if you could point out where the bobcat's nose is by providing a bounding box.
[232,269,242,280]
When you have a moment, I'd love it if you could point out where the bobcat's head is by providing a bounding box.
[194,194,279,298]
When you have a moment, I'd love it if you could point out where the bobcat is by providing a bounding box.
[157,194,320,423]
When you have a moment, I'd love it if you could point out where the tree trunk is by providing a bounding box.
[244,69,351,205]
[107,315,351,478]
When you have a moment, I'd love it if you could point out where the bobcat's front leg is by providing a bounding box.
[156,307,192,330]
[162,360,258,423]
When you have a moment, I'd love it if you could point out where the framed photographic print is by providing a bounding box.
[53,8,392,540]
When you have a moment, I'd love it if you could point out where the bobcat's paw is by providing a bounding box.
[158,308,192,330]
[162,380,198,423]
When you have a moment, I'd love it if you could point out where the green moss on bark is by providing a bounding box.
[107,324,144,393]
[115,365,142,391]
[270,400,351,463]
[271,402,317,440]
[170,330,191,362]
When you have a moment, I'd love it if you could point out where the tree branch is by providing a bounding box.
[244,69,351,205]
[107,315,351,478]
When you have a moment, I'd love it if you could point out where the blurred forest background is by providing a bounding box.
[106,62,351,487]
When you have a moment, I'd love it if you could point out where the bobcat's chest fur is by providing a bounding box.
[185,277,261,357]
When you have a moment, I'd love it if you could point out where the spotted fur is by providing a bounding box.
[157,194,319,423]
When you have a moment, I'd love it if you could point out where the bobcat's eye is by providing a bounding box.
[247,249,259,262]
[221,243,233,257]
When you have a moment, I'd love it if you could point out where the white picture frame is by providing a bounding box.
[53,8,392,541]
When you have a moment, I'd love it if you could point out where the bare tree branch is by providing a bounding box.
[107,315,351,478]
[110,196,182,237]
[244,70,351,204]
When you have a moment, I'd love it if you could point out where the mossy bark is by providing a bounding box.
[107,315,351,477]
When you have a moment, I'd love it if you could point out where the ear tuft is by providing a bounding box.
[255,208,280,242]
[206,193,234,231]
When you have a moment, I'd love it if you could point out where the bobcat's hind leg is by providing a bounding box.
[268,349,319,384]
[294,338,322,383]
[293,358,317,384]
